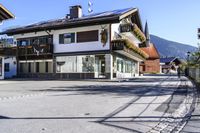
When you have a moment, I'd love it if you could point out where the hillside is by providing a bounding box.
[150,35,197,59]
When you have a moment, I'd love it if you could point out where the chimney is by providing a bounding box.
[69,5,82,19]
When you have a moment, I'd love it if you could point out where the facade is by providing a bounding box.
[0,4,14,79]
[139,22,160,74]
[140,44,160,73]
[1,5,148,79]
[4,57,17,78]
[160,57,182,74]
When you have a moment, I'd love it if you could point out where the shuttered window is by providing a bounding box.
[77,30,98,43]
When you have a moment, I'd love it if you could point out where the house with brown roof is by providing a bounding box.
[139,22,160,74]
[0,4,14,80]
[0,5,149,79]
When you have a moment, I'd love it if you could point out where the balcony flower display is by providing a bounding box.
[112,39,149,59]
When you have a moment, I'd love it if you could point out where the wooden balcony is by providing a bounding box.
[18,44,53,56]
[119,23,146,43]
[112,39,149,61]
[0,44,53,59]
[0,47,17,56]
[17,44,53,60]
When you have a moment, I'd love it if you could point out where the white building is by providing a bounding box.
[1,5,148,79]
[0,4,15,79]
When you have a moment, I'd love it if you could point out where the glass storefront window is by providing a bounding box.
[117,58,124,73]
[0,58,2,76]
[82,56,95,72]
[116,57,136,74]
[56,55,95,73]
[125,61,132,73]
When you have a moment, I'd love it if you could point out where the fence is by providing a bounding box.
[189,67,200,83]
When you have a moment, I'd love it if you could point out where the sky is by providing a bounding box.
[0,0,199,47]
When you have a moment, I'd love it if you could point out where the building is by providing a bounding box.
[160,57,182,74]
[1,5,148,79]
[140,22,160,74]
[0,4,15,79]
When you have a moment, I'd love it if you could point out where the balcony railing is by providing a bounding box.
[112,39,149,60]
[119,23,146,43]
[0,47,17,56]
[17,44,53,57]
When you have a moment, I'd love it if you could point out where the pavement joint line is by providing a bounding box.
[0,92,47,101]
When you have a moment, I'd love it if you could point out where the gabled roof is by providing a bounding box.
[0,4,14,21]
[140,43,160,59]
[160,57,178,63]
[1,7,142,35]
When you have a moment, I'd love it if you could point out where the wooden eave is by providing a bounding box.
[0,4,14,21]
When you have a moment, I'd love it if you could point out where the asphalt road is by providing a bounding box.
[0,75,196,133]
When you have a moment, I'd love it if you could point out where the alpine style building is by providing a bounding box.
[140,22,160,74]
[1,5,149,79]
[0,4,15,79]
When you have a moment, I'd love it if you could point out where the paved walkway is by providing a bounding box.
[0,75,196,133]
[181,83,200,133]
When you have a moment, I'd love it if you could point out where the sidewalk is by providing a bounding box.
[181,88,200,133]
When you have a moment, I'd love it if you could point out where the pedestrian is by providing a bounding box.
[177,66,181,78]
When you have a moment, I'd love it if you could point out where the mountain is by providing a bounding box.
[150,35,197,59]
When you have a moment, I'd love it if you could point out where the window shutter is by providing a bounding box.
[59,34,64,44]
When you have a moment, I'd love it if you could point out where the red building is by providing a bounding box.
[139,22,160,74]
[140,43,160,73]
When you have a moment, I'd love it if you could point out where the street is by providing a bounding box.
[0,75,197,133]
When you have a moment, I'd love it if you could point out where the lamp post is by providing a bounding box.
[186,51,191,77]
[187,51,191,64]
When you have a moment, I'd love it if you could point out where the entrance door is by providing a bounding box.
[95,55,105,78]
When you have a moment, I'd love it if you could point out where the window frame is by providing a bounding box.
[4,63,10,72]
[59,33,75,44]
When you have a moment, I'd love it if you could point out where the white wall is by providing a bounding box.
[53,25,110,53]
[13,25,111,54]
[111,23,120,41]
[4,57,17,78]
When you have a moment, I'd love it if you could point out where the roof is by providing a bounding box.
[0,4,14,21]
[140,43,160,59]
[160,57,178,63]
[1,7,141,35]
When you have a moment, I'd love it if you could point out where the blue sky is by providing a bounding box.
[0,0,199,47]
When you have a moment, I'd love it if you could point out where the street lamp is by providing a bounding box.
[187,51,191,64]
[185,51,191,77]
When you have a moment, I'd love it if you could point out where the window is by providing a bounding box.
[39,37,48,45]
[17,40,30,46]
[56,55,95,73]
[4,63,10,72]
[82,56,95,72]
[117,59,124,73]
[59,33,75,44]
[36,62,39,73]
[28,63,31,73]
[77,30,98,43]
[45,62,49,73]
